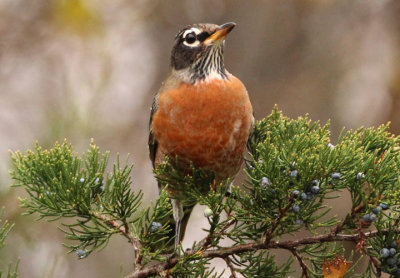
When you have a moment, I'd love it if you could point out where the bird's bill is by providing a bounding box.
[204,22,236,45]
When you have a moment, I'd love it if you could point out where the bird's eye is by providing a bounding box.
[184,32,197,44]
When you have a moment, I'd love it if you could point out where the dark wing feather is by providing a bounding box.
[148,95,159,169]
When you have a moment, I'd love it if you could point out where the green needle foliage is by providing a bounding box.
[0,209,18,278]
[10,140,148,255]
[8,107,400,277]
[0,209,13,251]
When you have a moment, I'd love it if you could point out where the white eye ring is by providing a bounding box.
[182,28,201,47]
[183,38,200,47]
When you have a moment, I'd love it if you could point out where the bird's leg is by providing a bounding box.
[171,199,184,251]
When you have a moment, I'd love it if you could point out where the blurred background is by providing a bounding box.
[1,0,400,277]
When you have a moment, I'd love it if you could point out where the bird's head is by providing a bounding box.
[170,22,236,84]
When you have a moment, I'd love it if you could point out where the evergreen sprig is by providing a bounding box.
[0,209,13,250]
[0,208,18,278]
[10,140,145,255]
[8,107,400,277]
[154,157,218,207]
[134,189,173,264]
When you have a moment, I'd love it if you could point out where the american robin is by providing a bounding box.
[149,22,253,250]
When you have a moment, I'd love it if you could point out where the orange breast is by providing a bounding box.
[152,76,253,179]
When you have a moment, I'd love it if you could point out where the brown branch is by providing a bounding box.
[262,199,294,244]
[126,228,395,278]
[224,257,238,278]
[369,255,381,276]
[194,218,236,250]
[92,212,141,251]
[289,249,310,278]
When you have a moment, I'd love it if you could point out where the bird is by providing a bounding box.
[148,22,253,251]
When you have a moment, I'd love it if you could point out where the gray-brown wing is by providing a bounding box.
[148,95,159,169]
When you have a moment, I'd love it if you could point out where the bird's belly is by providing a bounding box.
[152,77,253,178]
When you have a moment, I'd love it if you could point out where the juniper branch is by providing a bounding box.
[126,228,399,278]
[223,257,238,278]
[289,249,310,278]
[369,255,381,276]
[92,212,141,250]
[194,218,236,250]
[9,108,400,276]
[262,198,295,244]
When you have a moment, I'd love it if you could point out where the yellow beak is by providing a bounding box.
[204,22,236,45]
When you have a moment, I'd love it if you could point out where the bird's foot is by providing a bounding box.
[165,252,178,265]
